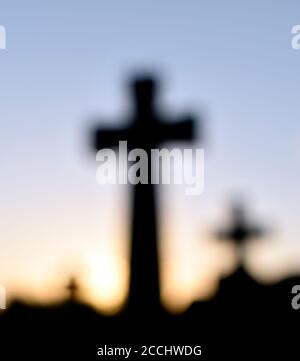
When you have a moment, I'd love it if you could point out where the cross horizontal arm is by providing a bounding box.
[157,116,196,144]
[93,127,131,150]
[93,116,197,150]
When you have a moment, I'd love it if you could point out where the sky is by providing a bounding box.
[0,0,300,313]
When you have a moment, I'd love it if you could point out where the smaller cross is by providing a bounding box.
[216,202,266,263]
[66,277,78,302]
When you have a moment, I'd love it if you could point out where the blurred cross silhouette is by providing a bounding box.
[92,75,198,314]
[216,202,266,264]
[66,277,78,302]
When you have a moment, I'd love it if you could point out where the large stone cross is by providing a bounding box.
[93,75,197,314]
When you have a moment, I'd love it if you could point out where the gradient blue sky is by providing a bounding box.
[0,0,300,311]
